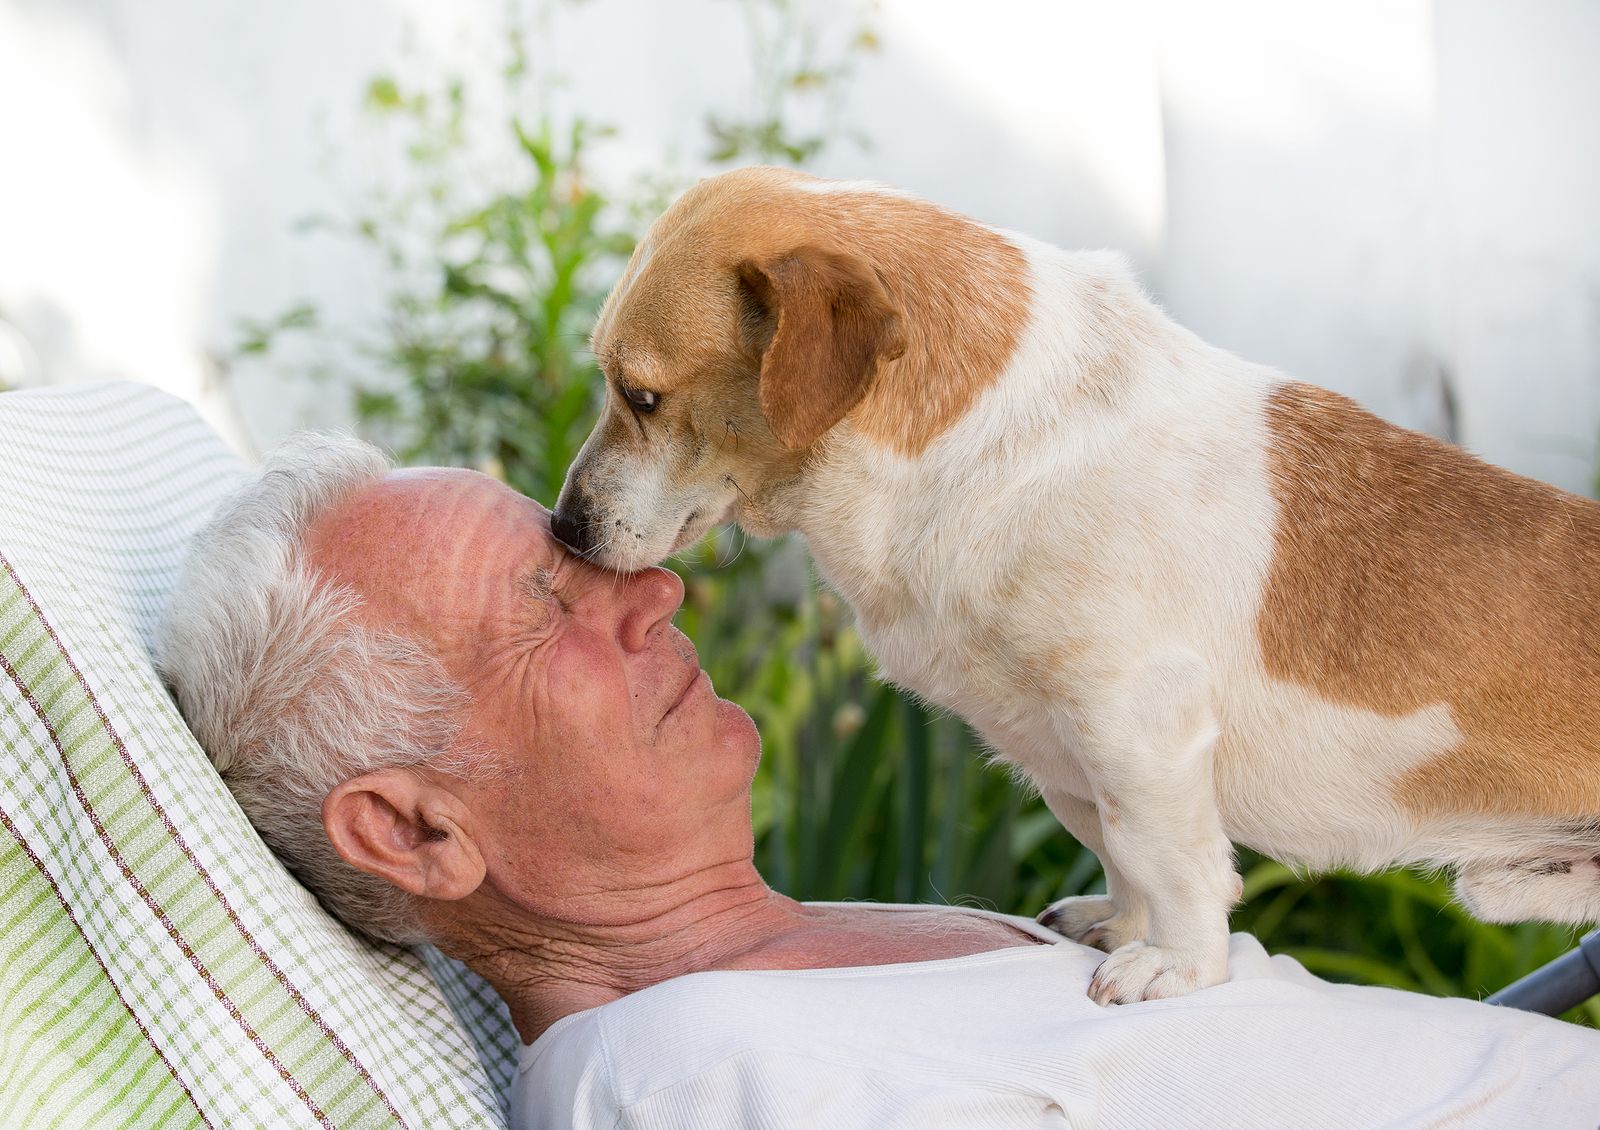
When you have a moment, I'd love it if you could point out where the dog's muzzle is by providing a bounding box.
[549,494,599,557]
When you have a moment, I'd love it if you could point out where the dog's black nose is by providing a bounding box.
[549,505,593,555]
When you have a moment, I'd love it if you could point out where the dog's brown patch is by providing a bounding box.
[1258,382,1600,819]
[594,168,1031,458]
[737,247,906,450]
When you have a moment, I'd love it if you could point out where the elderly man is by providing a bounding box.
[159,433,1600,1130]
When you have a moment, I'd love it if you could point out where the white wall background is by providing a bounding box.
[2,0,1598,492]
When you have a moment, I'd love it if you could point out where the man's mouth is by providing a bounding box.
[664,668,706,720]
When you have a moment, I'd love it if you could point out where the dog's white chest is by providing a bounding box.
[801,459,1104,732]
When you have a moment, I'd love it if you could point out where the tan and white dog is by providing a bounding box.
[551,166,1600,1004]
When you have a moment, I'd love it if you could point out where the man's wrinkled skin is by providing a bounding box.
[306,469,1041,1042]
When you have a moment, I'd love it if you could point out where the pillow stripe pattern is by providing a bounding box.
[0,557,401,1128]
[0,382,517,1128]
[0,804,211,1130]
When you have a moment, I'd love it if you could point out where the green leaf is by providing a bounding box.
[1240,860,1301,901]
[365,75,403,112]
[353,387,401,421]
[234,303,318,357]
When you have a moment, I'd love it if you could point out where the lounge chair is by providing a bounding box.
[0,381,516,1129]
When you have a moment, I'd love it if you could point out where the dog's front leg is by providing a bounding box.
[1073,651,1240,1005]
[1035,790,1149,952]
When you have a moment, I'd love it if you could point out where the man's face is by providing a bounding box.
[304,468,761,922]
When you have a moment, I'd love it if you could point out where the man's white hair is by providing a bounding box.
[158,432,474,944]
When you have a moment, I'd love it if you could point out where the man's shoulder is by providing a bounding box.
[531,943,1087,1084]
[512,945,1086,1129]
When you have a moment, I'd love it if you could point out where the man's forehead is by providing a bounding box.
[323,467,541,523]
[303,467,552,594]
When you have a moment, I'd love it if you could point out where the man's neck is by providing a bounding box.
[444,861,808,1044]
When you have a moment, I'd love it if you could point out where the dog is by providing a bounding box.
[551,166,1600,1004]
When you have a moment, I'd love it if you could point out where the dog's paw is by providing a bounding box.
[1087,941,1226,1005]
[1036,896,1146,953]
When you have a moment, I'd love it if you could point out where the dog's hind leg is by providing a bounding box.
[1071,651,1241,1005]
[1036,790,1149,952]
[1455,856,1600,926]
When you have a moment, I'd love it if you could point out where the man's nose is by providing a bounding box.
[618,566,685,652]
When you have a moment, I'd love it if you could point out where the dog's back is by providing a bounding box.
[1263,381,1600,823]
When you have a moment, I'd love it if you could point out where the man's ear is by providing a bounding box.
[322,768,486,901]
[736,246,906,450]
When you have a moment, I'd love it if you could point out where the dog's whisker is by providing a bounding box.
[721,521,749,569]
[726,474,764,531]
[580,524,623,578]
[592,532,628,597]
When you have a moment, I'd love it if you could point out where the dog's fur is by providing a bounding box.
[553,166,1600,1003]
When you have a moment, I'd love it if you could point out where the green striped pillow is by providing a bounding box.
[0,382,517,1129]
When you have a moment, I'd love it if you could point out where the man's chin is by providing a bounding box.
[715,699,761,758]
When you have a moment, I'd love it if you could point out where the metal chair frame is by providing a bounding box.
[1486,929,1600,1016]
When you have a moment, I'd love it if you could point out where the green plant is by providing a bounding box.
[239,43,638,503]
[1234,859,1600,1025]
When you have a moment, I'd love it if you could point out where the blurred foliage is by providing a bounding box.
[705,0,879,164]
[239,0,1595,1026]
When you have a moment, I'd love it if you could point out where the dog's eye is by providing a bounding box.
[621,386,659,414]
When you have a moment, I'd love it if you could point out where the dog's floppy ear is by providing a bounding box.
[736,246,906,450]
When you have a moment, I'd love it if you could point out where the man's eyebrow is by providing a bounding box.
[518,564,557,602]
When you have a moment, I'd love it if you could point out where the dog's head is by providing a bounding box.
[552,166,1028,572]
